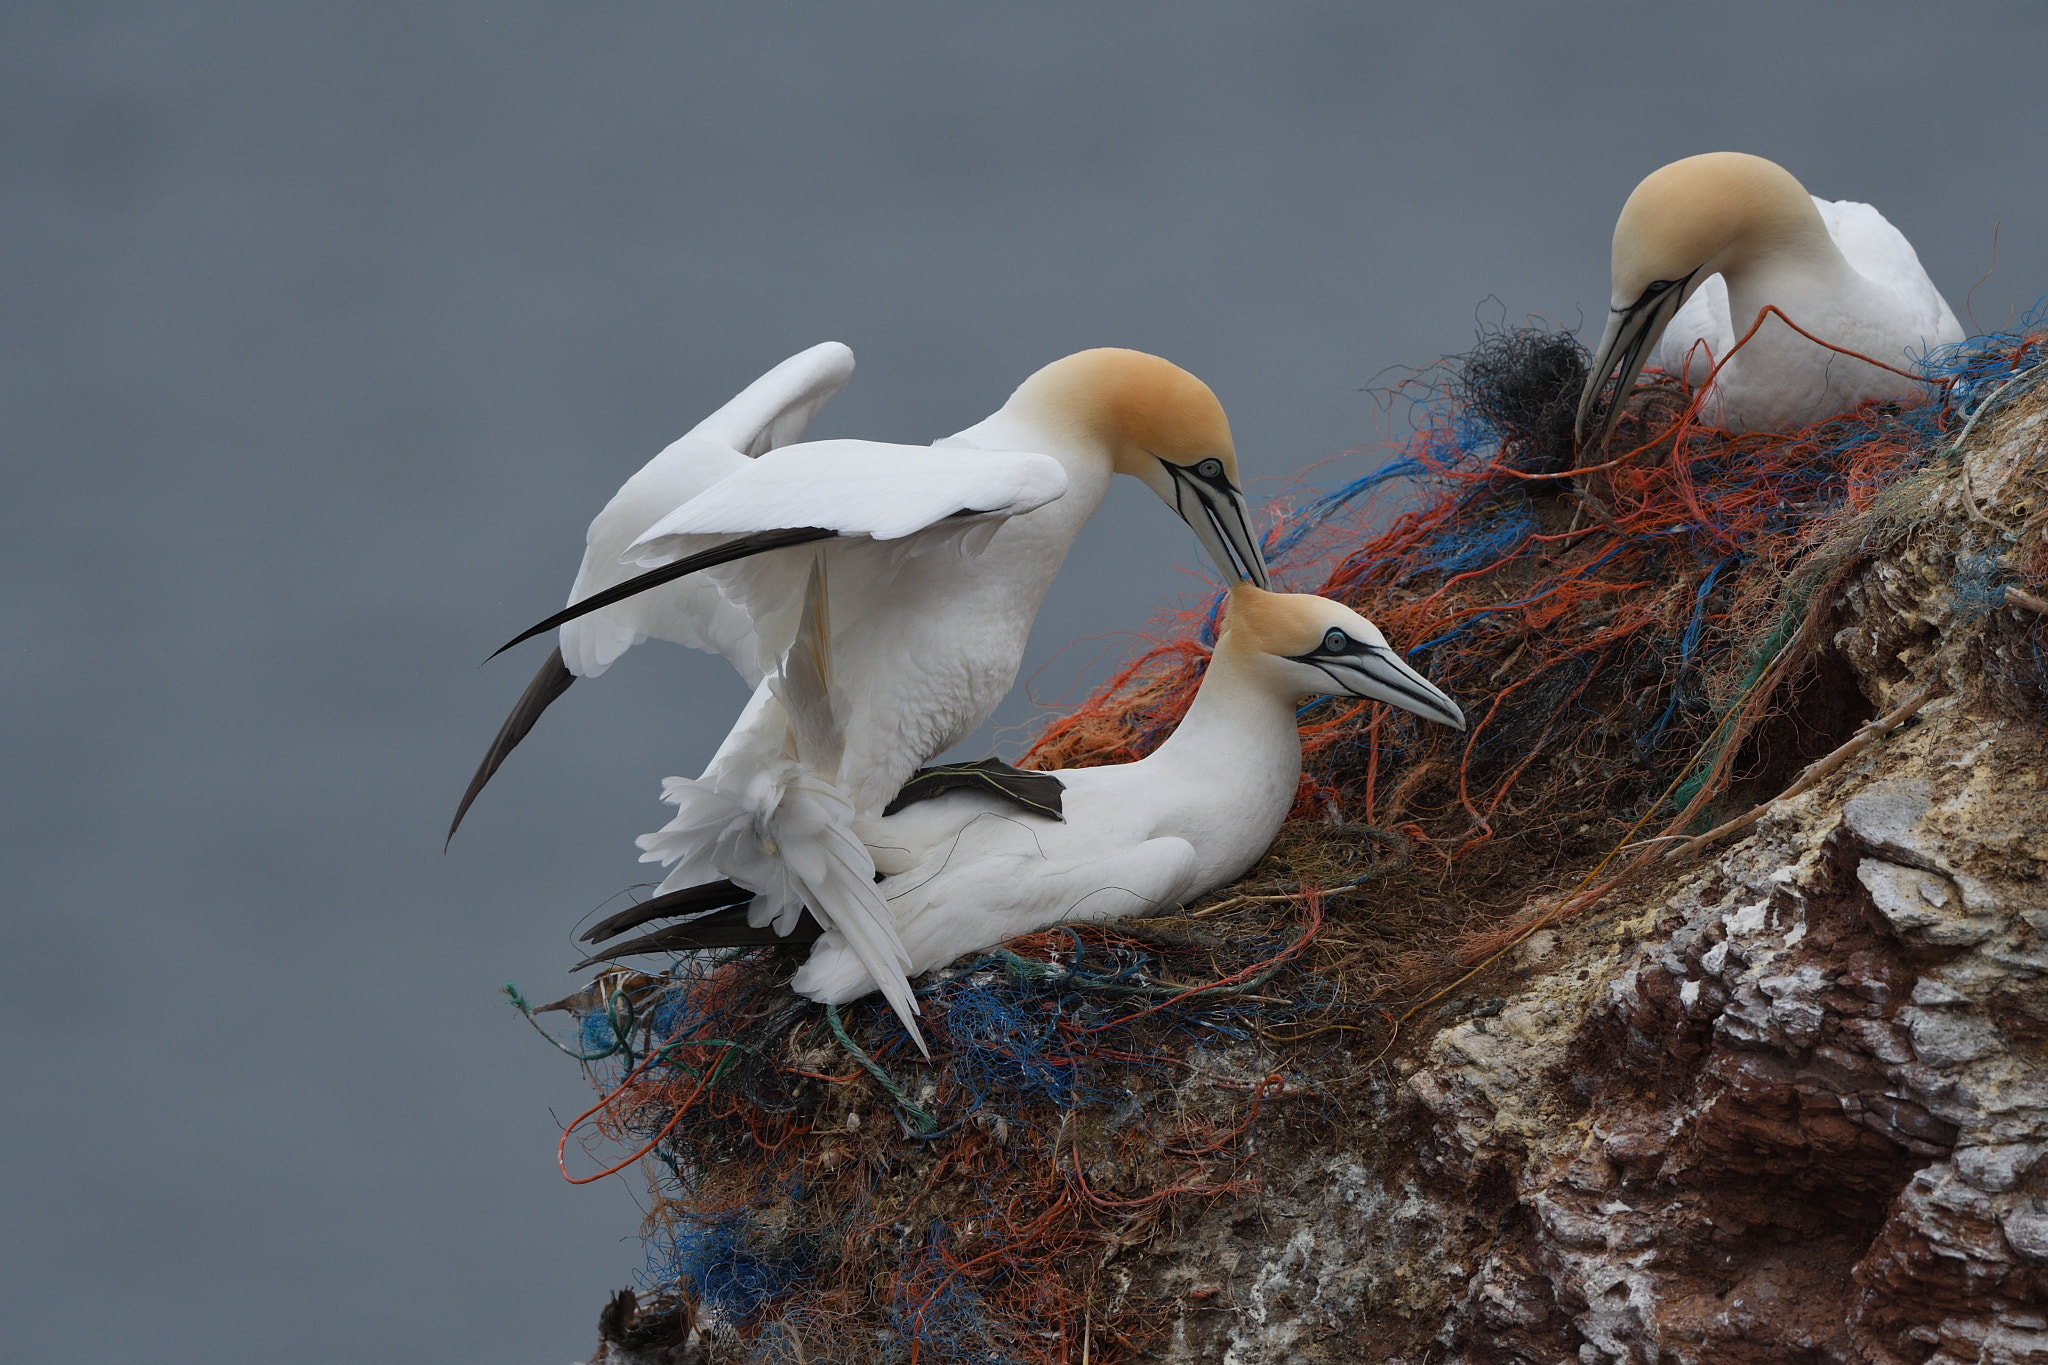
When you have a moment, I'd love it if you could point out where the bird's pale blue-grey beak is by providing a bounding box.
[1575,270,1698,453]
[1295,634,1465,731]
[1162,459,1270,589]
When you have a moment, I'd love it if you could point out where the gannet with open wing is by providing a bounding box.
[451,345,1270,837]
[448,341,860,841]
[465,347,1272,1047]
[1577,152,1961,448]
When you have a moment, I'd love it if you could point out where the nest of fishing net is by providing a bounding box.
[525,316,2048,1364]
[1450,325,1588,477]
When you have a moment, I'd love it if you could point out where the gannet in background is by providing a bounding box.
[1576,152,1962,449]
[463,346,1272,1046]
[585,582,1464,1015]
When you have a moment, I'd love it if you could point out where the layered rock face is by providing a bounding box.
[1137,412,2047,1364]
[1423,722,2047,1365]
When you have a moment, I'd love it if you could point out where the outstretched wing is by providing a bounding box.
[490,442,1069,666]
[627,441,1067,556]
[562,341,856,681]
[690,341,857,459]
[450,343,851,842]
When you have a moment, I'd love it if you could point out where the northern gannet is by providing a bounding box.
[464,346,1272,1046]
[449,344,1271,839]
[587,583,1464,1015]
[1577,152,1962,449]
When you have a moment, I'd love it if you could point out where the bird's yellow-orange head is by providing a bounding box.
[1012,347,1240,484]
[1010,348,1268,587]
[1608,152,1822,309]
[1579,152,1832,450]
[1214,584,1464,729]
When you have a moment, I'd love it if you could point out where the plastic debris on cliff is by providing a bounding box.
[515,301,2048,1364]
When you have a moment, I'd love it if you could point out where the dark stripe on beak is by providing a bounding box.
[1295,642,1465,731]
[1364,652,1463,727]
[1576,270,1698,454]
[1164,461,1271,589]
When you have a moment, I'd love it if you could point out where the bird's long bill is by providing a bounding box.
[1333,647,1466,732]
[1575,288,1684,454]
[1170,470,1270,589]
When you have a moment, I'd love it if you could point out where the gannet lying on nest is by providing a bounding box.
[1577,151,1962,448]
[464,346,1271,1048]
[584,579,1463,1019]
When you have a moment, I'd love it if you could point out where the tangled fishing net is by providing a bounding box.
[517,306,2048,1363]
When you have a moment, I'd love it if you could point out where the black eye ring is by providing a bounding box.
[1195,458,1225,479]
[1322,627,1348,653]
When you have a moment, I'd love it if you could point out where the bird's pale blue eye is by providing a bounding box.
[1196,458,1224,479]
[1323,628,1347,653]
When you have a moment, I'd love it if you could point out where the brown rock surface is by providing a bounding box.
[1116,414,2048,1364]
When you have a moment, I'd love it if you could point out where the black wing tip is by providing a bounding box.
[490,526,842,663]
[445,648,578,846]
[571,907,826,970]
[882,756,1066,820]
[579,879,753,945]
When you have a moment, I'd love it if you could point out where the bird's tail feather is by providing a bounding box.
[770,557,923,1053]
[633,555,927,1056]
[572,900,824,970]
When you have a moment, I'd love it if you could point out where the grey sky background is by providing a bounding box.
[5,5,2045,1361]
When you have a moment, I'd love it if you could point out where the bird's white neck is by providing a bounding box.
[1157,644,1305,761]
[1116,638,1307,879]
[1720,211,1865,340]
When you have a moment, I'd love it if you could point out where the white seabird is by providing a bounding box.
[591,582,1464,1016]
[1577,151,1963,448]
[469,346,1272,1046]
[450,343,1270,839]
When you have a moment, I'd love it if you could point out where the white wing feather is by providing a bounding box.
[606,442,1066,693]
[691,342,856,458]
[627,443,1068,554]
[558,342,854,680]
[1816,197,1962,341]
